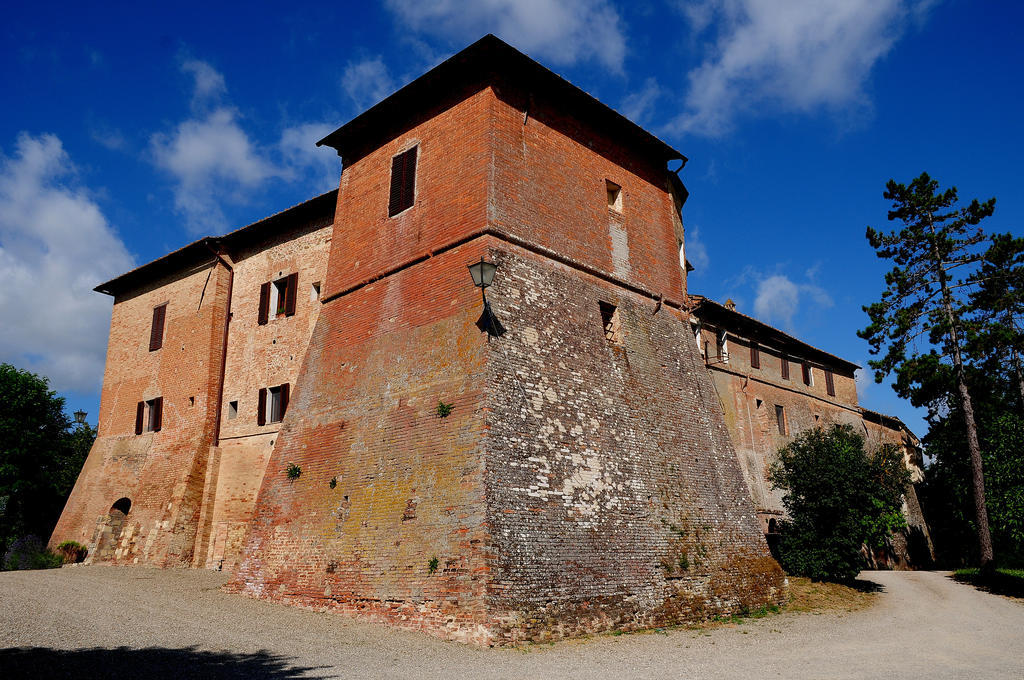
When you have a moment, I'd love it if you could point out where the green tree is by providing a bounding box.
[0,363,94,556]
[859,172,997,570]
[769,424,911,582]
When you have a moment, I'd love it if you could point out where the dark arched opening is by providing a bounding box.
[765,518,782,563]
[96,497,132,562]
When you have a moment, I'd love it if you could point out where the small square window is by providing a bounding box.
[311,282,321,301]
[188,396,195,407]
[606,180,622,211]
[775,405,787,435]
[599,301,622,345]
[228,401,238,420]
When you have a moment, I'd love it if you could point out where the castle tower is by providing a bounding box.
[228,36,784,645]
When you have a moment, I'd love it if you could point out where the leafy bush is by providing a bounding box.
[285,463,301,480]
[56,540,88,564]
[2,535,63,570]
[769,424,911,582]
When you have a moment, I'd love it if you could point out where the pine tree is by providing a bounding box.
[859,172,996,570]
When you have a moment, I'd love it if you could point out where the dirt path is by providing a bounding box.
[1,568,1021,679]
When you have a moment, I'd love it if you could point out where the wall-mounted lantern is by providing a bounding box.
[74,410,87,426]
[467,257,505,339]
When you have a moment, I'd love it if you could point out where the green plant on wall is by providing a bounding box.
[329,476,337,489]
[286,463,301,480]
[436,400,454,418]
[428,556,439,574]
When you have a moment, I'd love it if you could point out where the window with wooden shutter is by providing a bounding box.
[825,369,835,396]
[802,362,812,386]
[284,273,298,317]
[258,282,271,325]
[151,397,163,432]
[149,304,166,351]
[135,401,145,435]
[781,357,790,380]
[280,383,290,420]
[750,342,760,369]
[257,388,267,426]
[388,146,417,216]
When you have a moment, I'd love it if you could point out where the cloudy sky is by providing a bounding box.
[2,1,1022,438]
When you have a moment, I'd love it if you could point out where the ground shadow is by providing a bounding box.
[949,571,1024,599]
[0,646,329,679]
[848,578,885,594]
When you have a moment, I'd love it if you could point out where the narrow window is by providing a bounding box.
[389,146,417,216]
[188,396,195,407]
[717,331,728,363]
[750,342,760,369]
[260,384,290,425]
[802,362,812,386]
[228,400,238,420]
[258,282,271,325]
[775,405,786,435]
[781,357,790,380]
[606,180,622,211]
[703,341,710,364]
[135,401,145,435]
[144,397,162,433]
[599,301,622,345]
[311,282,321,301]
[149,304,167,351]
[825,369,835,397]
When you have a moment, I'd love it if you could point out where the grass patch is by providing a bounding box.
[784,576,882,614]
[952,568,1024,599]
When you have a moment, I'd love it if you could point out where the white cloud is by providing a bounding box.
[384,0,627,72]
[0,133,135,394]
[753,273,832,329]
[620,77,662,125]
[181,58,227,105]
[341,57,397,112]
[684,225,710,273]
[278,122,341,192]
[671,0,935,136]
[150,60,281,234]
[151,107,280,234]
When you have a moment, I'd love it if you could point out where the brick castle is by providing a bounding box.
[50,36,927,644]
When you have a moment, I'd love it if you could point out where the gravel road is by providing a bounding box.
[1,567,1021,679]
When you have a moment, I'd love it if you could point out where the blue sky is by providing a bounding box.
[2,1,1022,441]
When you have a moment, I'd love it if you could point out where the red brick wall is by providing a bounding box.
[489,85,686,302]
[50,260,230,566]
[195,218,333,570]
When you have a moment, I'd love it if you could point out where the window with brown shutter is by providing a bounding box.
[284,273,298,317]
[388,146,417,216]
[750,342,760,369]
[135,401,145,435]
[151,397,163,432]
[802,363,812,386]
[258,282,271,325]
[825,369,835,396]
[149,304,166,351]
[781,357,790,380]
[257,388,267,426]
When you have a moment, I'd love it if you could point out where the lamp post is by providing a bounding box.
[73,410,87,427]
[467,257,505,339]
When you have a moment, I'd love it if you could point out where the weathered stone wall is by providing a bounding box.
[50,260,230,566]
[483,247,784,644]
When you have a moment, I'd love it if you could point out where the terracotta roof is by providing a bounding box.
[95,190,337,296]
[689,294,860,372]
[316,34,686,168]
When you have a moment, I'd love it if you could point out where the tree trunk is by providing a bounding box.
[932,230,995,571]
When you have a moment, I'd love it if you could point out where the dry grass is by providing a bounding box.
[785,576,881,613]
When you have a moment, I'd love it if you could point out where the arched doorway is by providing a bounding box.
[95,497,132,562]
